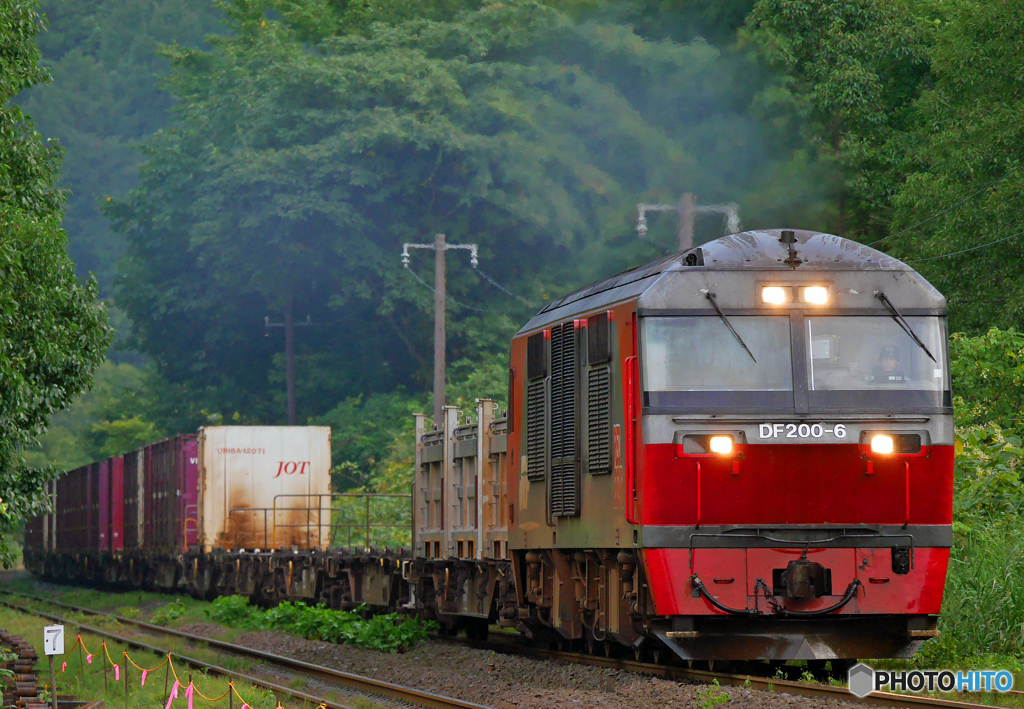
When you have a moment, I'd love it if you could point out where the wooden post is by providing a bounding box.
[433,233,446,424]
[102,643,107,691]
[48,656,57,709]
[164,656,170,704]
[677,192,694,251]
[77,637,84,682]
[285,299,296,425]
[124,652,129,700]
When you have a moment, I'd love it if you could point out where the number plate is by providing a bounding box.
[758,423,847,440]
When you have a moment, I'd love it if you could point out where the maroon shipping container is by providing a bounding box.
[95,457,124,553]
[123,448,147,550]
[87,462,101,553]
[56,465,91,554]
[147,435,200,553]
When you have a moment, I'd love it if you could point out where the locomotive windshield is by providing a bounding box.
[641,316,793,409]
[806,316,950,409]
[640,314,951,412]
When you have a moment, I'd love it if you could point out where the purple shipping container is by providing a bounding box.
[146,435,200,553]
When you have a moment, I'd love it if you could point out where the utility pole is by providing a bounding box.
[265,307,311,425]
[676,192,694,251]
[401,235,478,424]
[433,234,446,427]
[285,300,296,426]
[637,195,741,248]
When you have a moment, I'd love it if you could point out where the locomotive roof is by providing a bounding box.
[521,228,926,333]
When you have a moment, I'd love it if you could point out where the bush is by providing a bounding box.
[150,599,186,626]
[205,595,259,627]
[205,597,432,652]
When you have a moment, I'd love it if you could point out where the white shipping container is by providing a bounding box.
[197,426,331,551]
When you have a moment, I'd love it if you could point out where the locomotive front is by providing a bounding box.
[638,229,952,660]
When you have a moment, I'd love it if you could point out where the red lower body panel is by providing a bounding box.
[643,546,949,616]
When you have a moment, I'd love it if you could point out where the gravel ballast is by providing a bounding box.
[207,628,866,709]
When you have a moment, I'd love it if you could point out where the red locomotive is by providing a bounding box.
[501,228,951,663]
[26,228,952,666]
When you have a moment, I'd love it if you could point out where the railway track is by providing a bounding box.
[449,633,1013,709]
[0,589,492,709]
[0,588,1012,709]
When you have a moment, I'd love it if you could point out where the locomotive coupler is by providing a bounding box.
[781,558,829,599]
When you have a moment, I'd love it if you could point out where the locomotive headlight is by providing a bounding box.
[761,286,789,305]
[870,434,895,455]
[801,286,830,305]
[709,436,734,455]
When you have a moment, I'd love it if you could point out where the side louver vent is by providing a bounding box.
[549,322,579,516]
[588,365,612,474]
[526,380,546,481]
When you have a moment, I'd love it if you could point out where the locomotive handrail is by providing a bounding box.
[686,527,916,570]
[623,355,639,525]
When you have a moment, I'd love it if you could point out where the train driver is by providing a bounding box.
[868,345,906,384]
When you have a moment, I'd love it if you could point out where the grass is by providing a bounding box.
[0,605,329,708]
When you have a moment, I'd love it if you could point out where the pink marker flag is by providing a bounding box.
[86,654,93,665]
[61,662,66,673]
[185,682,194,709]
[141,670,148,687]
[165,680,180,709]
[114,665,120,681]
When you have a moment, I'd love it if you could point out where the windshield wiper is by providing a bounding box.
[705,291,757,363]
[876,292,937,363]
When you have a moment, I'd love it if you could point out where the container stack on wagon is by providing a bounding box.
[25,426,331,593]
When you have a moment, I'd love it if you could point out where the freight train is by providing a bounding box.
[24,229,953,666]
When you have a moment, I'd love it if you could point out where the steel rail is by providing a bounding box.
[443,633,1011,709]
[0,590,491,709]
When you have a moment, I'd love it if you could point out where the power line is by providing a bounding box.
[906,227,1024,263]
[404,267,504,313]
[474,267,537,307]
[868,165,1020,247]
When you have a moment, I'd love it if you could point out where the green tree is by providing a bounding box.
[18,0,224,293]
[742,0,932,239]
[0,0,112,565]
[887,0,1024,333]
[109,0,824,430]
[22,361,164,469]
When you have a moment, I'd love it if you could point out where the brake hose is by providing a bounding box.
[767,579,863,618]
[689,574,761,617]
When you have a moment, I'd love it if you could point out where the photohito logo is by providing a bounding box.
[847,663,1014,698]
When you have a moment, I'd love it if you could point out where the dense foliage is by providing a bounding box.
[18,0,222,291]
[105,0,833,430]
[0,0,111,565]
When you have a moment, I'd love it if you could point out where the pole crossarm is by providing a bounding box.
[402,241,478,268]
[636,200,741,239]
